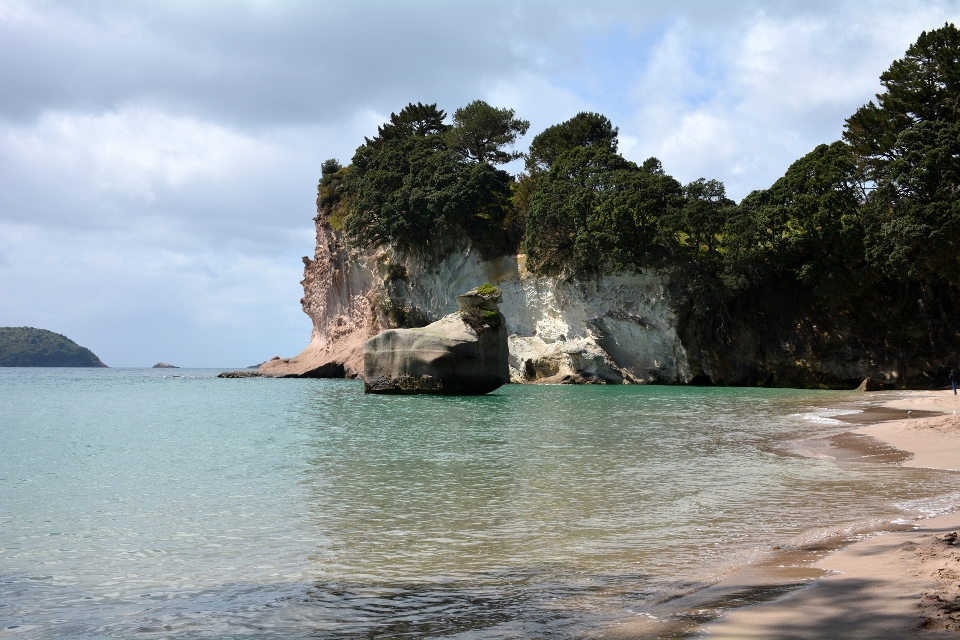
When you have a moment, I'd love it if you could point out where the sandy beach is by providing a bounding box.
[703,391,960,638]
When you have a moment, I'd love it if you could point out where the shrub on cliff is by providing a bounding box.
[317,158,350,228]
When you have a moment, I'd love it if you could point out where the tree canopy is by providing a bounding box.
[844,22,960,181]
[525,112,619,173]
[327,101,515,257]
[311,27,960,387]
[316,23,960,295]
[444,100,530,164]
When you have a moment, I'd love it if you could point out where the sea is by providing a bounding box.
[3,368,960,639]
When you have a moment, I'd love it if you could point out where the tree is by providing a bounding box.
[844,23,960,181]
[367,102,448,147]
[444,100,530,164]
[724,142,864,291]
[864,121,960,281]
[525,112,619,173]
[317,158,349,225]
[524,147,681,276]
[840,24,960,284]
[663,178,734,263]
[343,103,514,256]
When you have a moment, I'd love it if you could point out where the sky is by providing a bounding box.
[1,1,958,367]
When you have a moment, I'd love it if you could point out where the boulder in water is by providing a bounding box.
[363,284,509,395]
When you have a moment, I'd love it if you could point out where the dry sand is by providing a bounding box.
[702,391,960,639]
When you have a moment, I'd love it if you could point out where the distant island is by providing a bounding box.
[0,327,107,367]
[152,362,179,368]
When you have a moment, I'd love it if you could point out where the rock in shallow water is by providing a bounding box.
[217,370,266,378]
[363,285,509,395]
[856,377,885,391]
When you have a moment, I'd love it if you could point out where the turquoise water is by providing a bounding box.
[3,368,960,638]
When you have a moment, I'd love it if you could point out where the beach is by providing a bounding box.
[703,391,960,638]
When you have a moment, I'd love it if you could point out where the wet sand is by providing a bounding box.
[702,391,960,638]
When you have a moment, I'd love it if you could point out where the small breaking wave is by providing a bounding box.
[793,408,863,425]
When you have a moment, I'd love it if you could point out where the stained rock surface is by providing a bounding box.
[261,221,688,383]
[363,285,509,395]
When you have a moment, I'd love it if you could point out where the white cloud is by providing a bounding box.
[5,107,273,198]
[612,2,960,196]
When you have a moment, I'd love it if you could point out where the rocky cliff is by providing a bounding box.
[259,220,691,384]
[261,217,960,389]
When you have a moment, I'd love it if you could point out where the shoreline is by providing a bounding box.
[700,390,960,638]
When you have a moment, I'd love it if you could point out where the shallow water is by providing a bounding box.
[2,369,959,638]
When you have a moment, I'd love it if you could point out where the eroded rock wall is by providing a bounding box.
[260,220,692,383]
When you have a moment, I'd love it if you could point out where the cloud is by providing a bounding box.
[5,108,267,197]
[610,1,960,196]
[0,1,549,126]
[1,0,958,365]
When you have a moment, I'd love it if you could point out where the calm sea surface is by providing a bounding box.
[3,368,960,638]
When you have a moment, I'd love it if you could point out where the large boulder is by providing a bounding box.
[363,285,509,395]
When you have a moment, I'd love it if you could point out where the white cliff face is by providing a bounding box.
[261,221,692,383]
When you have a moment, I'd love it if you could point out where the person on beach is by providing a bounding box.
[950,369,957,395]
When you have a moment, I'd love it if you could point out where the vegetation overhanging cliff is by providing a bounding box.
[269,24,960,389]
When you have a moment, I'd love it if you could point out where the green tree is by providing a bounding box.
[525,147,681,276]
[526,112,619,173]
[368,102,448,146]
[317,158,350,226]
[444,100,530,164]
[864,121,960,281]
[343,102,515,256]
[663,179,735,263]
[724,142,864,292]
[844,23,960,181]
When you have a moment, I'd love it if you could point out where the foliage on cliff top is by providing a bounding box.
[445,100,530,165]
[0,327,107,367]
[315,24,960,297]
[307,24,960,385]
[525,112,619,174]
[317,101,520,259]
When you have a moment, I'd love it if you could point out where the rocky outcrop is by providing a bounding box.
[217,370,266,378]
[260,219,691,384]
[152,362,178,368]
[363,285,509,395]
[856,377,885,392]
[265,218,953,388]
